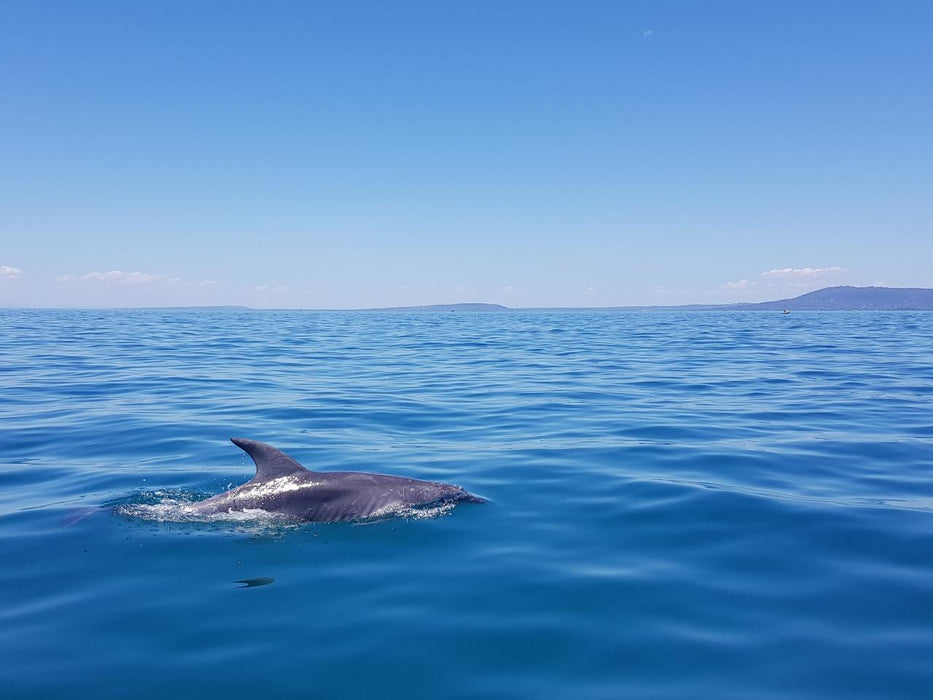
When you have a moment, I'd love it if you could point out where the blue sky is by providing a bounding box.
[2,0,931,308]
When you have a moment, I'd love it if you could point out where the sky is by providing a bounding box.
[1,0,931,308]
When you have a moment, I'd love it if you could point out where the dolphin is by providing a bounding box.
[187,438,485,522]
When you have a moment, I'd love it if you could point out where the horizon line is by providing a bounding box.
[2,285,931,312]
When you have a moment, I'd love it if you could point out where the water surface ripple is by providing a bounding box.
[1,309,932,699]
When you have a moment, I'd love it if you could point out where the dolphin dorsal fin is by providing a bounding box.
[231,438,310,480]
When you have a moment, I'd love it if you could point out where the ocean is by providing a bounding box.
[1,308,932,699]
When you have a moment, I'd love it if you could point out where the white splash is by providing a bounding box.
[366,500,457,522]
[116,490,295,525]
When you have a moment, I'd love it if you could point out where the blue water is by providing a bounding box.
[2,309,932,699]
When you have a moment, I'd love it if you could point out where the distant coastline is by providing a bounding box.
[360,286,933,312]
[5,286,933,312]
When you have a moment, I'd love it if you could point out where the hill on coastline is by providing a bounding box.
[722,286,933,311]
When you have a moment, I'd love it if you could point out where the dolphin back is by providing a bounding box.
[231,437,311,480]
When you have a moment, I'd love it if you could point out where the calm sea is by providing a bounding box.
[1,309,932,699]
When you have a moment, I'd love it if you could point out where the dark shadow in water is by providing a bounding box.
[234,577,275,588]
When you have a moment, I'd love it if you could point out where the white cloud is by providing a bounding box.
[81,270,165,285]
[643,29,654,39]
[759,266,845,280]
[585,285,597,293]
[653,285,691,296]
[178,278,216,288]
[724,279,752,290]
[1,265,23,280]
[722,265,847,297]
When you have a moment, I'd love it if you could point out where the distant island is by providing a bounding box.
[145,305,252,311]
[361,303,510,313]
[362,286,933,312]
[705,286,933,311]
